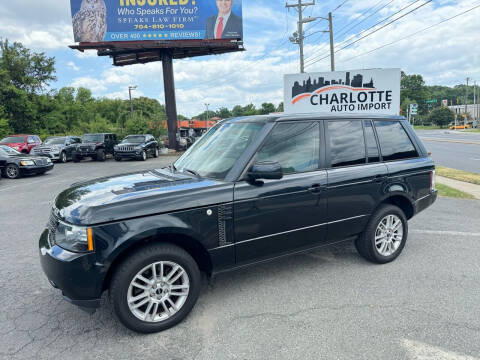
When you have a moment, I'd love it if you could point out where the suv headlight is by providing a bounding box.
[55,221,94,253]
[20,160,35,166]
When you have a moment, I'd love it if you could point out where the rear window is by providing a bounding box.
[374,121,418,161]
[328,120,366,168]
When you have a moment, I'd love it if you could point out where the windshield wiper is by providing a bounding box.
[169,163,177,173]
[183,168,200,177]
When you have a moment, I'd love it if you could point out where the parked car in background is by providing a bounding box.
[0,135,42,154]
[114,134,159,161]
[39,114,437,333]
[72,133,118,162]
[31,136,82,163]
[0,145,53,179]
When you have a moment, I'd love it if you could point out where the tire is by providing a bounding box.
[96,149,106,162]
[153,147,159,158]
[115,156,122,162]
[355,204,408,264]
[4,163,21,179]
[110,243,201,334]
[73,155,81,163]
[59,151,67,163]
[139,150,147,161]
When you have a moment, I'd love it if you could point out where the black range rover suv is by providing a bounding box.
[39,114,437,333]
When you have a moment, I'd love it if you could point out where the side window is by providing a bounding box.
[328,120,366,168]
[27,136,35,144]
[257,122,320,175]
[363,120,380,163]
[374,121,418,161]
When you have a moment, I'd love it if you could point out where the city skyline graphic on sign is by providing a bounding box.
[291,72,375,99]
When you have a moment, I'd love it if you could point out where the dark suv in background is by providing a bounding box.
[72,133,117,162]
[39,114,436,333]
[32,136,82,163]
[114,134,159,161]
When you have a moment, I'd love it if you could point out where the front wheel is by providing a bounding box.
[96,149,106,162]
[4,164,21,179]
[73,154,81,163]
[153,147,159,158]
[110,244,201,333]
[59,151,67,163]
[355,204,408,264]
[139,150,147,161]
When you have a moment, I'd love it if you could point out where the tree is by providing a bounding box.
[0,39,56,94]
[260,102,275,115]
[428,107,454,128]
[401,72,428,115]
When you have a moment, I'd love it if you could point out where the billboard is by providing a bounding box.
[70,0,243,43]
[284,68,401,116]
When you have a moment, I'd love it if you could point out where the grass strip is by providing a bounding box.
[436,166,480,185]
[436,183,475,199]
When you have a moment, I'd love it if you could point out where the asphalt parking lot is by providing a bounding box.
[0,157,479,360]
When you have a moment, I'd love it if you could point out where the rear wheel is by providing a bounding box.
[110,243,201,333]
[4,164,21,179]
[153,147,159,158]
[355,204,408,264]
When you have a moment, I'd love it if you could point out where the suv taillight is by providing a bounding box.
[430,170,436,191]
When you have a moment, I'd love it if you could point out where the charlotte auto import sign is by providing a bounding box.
[70,0,243,43]
[284,68,401,115]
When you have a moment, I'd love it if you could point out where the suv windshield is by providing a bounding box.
[122,136,146,144]
[44,137,66,145]
[82,134,103,143]
[174,121,264,180]
[0,145,20,155]
[1,136,25,143]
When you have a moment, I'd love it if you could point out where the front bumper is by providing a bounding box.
[39,229,102,310]
[20,163,54,175]
[115,151,142,159]
[414,189,438,215]
[33,152,61,160]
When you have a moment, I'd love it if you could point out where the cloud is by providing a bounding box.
[67,61,80,72]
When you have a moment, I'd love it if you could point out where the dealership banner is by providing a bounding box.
[284,69,401,115]
[70,0,243,43]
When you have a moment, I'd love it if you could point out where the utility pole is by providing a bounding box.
[205,103,210,129]
[328,12,335,71]
[287,0,316,73]
[128,85,137,130]
[465,77,469,126]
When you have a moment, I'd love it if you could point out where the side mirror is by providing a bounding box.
[248,161,283,181]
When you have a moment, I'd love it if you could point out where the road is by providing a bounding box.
[415,130,480,173]
[0,158,479,359]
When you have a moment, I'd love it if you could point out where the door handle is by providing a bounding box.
[309,184,324,193]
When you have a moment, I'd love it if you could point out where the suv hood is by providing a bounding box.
[54,168,233,225]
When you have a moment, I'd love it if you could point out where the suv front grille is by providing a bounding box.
[47,210,59,247]
[117,145,136,152]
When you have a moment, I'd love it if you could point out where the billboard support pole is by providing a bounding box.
[162,51,178,151]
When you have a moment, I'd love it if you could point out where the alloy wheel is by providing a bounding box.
[127,261,190,323]
[6,164,19,179]
[375,214,403,256]
[61,152,67,163]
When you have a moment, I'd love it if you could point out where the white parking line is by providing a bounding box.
[411,229,480,237]
[402,339,479,360]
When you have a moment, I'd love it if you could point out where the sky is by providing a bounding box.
[0,0,479,117]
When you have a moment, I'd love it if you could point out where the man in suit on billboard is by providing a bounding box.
[205,0,243,40]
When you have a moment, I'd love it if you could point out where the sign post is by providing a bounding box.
[409,103,418,124]
[284,68,401,116]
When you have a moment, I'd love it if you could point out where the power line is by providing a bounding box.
[338,3,480,64]
[305,0,424,66]
[332,0,349,13]
[305,0,431,68]
[335,0,387,34]
[336,0,396,39]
